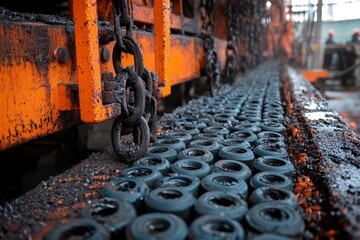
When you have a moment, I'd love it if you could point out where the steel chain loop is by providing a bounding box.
[224,0,239,83]
[140,67,157,142]
[199,0,221,96]
[240,0,251,70]
[111,116,150,163]
[111,0,158,162]
[231,0,268,71]
[222,0,268,82]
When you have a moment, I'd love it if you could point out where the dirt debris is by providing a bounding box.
[0,147,129,239]
[283,66,360,239]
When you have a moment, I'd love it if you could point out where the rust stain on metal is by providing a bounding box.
[1,5,222,150]
[154,0,171,97]
[0,21,78,150]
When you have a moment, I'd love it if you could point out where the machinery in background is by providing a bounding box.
[290,0,360,87]
[321,42,360,86]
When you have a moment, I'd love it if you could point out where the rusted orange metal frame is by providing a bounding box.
[72,0,118,123]
[0,0,228,150]
[154,0,171,97]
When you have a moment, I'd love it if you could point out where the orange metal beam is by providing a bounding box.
[0,20,227,150]
[72,0,118,123]
[154,0,171,97]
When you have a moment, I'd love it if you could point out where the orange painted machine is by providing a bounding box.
[0,0,290,160]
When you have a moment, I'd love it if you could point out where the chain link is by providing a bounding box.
[110,0,269,161]
[228,0,268,71]
[199,0,221,96]
[111,0,158,162]
[224,0,240,84]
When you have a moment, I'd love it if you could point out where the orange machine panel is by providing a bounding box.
[0,0,228,150]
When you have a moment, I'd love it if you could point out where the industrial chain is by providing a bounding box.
[246,0,256,68]
[199,0,221,97]
[223,0,240,84]
[238,0,252,73]
[235,0,267,70]
[255,0,268,65]
[243,0,267,67]
[111,0,158,163]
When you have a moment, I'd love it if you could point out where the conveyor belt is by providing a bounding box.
[0,62,359,239]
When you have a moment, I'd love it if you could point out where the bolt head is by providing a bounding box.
[57,47,69,63]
